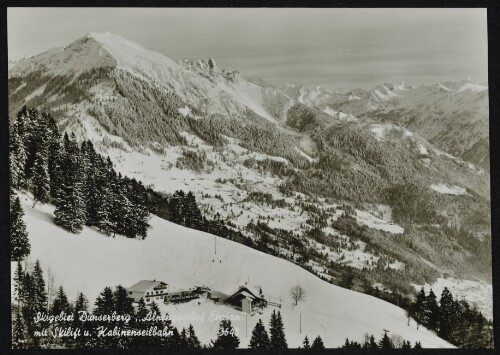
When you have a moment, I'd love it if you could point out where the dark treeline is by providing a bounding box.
[408,287,492,348]
[342,333,422,349]
[12,260,203,349]
[10,106,150,238]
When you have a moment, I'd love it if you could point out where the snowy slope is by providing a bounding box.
[18,193,452,348]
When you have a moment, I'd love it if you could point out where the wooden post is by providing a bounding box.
[300,313,302,334]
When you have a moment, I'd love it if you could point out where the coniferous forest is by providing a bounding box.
[11,106,150,238]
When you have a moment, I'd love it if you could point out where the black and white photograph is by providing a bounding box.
[6,6,494,350]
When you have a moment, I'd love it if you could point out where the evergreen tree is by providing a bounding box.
[114,285,134,316]
[147,302,170,348]
[10,120,27,189]
[211,318,240,350]
[368,334,378,349]
[180,327,189,348]
[402,340,412,349]
[53,133,86,233]
[378,332,394,349]
[269,310,288,349]
[12,307,27,349]
[13,261,24,306]
[414,341,422,349]
[184,191,203,230]
[10,197,30,261]
[94,287,115,316]
[412,287,427,328]
[32,145,50,205]
[45,114,61,199]
[424,289,439,329]
[51,286,72,316]
[312,335,325,349]
[438,287,455,339]
[169,327,183,349]
[302,335,310,349]
[50,286,72,347]
[169,190,186,225]
[32,260,48,313]
[54,179,86,233]
[72,292,89,348]
[249,318,271,349]
[187,324,201,349]
[131,298,149,348]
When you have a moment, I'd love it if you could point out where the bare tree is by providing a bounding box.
[390,334,405,348]
[290,284,306,306]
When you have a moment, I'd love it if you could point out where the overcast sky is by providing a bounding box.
[8,8,488,89]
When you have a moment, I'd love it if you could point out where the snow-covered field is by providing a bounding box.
[17,193,452,348]
[355,209,404,235]
[430,183,466,196]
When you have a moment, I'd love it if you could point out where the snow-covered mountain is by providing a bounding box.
[8,32,489,169]
[9,32,290,125]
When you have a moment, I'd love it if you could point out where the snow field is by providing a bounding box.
[18,193,453,348]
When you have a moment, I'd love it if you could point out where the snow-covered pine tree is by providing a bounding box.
[269,310,288,349]
[424,289,439,329]
[13,261,24,307]
[95,178,114,236]
[249,318,271,349]
[12,307,27,349]
[439,287,456,339]
[53,134,87,233]
[32,144,50,206]
[169,190,186,225]
[184,191,204,230]
[10,120,28,189]
[412,287,427,329]
[32,260,48,313]
[45,113,61,198]
[10,197,30,261]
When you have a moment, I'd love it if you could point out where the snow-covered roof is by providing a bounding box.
[127,280,167,293]
[227,285,263,302]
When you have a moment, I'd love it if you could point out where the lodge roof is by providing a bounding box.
[226,285,264,302]
[127,280,167,293]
